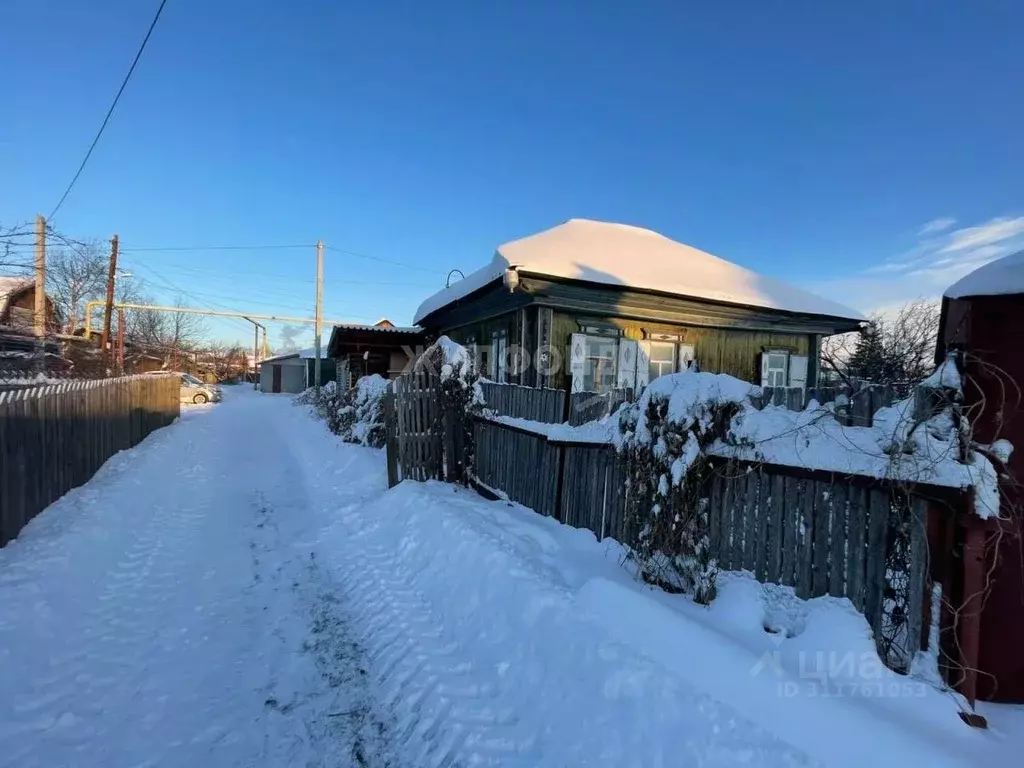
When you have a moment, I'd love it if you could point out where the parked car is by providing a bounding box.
[145,371,222,404]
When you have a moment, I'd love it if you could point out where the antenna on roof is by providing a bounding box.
[446,269,465,288]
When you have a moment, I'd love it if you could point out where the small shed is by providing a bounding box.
[937,249,1024,703]
[327,322,424,389]
[258,347,334,394]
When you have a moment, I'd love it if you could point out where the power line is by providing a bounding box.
[120,243,313,252]
[119,257,438,287]
[48,0,169,220]
[323,244,444,276]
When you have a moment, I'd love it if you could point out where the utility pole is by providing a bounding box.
[313,239,324,391]
[100,234,119,371]
[117,307,126,374]
[33,215,46,337]
[253,323,259,389]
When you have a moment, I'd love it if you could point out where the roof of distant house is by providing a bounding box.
[331,321,421,334]
[0,276,32,316]
[944,249,1024,299]
[413,219,865,325]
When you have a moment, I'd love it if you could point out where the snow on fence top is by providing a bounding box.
[414,218,865,324]
[0,372,177,405]
[944,248,1024,299]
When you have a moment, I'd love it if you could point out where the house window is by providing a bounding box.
[491,332,508,383]
[763,350,789,387]
[582,336,618,392]
[648,341,676,381]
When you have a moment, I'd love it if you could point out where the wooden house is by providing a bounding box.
[326,321,424,389]
[0,277,59,333]
[413,219,864,393]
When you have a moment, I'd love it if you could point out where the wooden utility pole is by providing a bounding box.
[117,307,126,374]
[313,239,324,391]
[34,215,46,336]
[100,234,119,370]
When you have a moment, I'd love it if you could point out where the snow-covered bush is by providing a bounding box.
[617,373,755,603]
[296,375,389,448]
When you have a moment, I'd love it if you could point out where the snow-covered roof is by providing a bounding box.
[414,219,865,325]
[0,276,31,316]
[944,249,1024,299]
[331,322,421,334]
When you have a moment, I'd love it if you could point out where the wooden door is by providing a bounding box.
[272,365,282,393]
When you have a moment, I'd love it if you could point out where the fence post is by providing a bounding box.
[384,391,399,488]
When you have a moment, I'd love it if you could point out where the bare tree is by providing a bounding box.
[46,243,109,332]
[821,299,941,392]
[1,221,36,273]
[123,294,208,366]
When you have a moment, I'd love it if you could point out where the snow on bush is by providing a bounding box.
[296,375,389,448]
[615,354,1011,604]
[617,373,756,602]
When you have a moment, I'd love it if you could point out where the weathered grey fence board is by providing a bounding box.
[743,469,760,573]
[845,486,866,610]
[812,481,831,596]
[864,489,889,631]
[904,497,928,662]
[829,484,849,596]
[767,474,785,584]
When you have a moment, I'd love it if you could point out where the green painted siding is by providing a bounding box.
[549,311,810,385]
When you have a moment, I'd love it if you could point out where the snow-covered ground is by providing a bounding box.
[1,387,1020,766]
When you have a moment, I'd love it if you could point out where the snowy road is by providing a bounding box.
[0,389,396,767]
[2,388,1014,767]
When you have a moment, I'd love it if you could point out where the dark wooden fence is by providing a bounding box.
[385,375,968,685]
[568,389,632,426]
[0,374,180,546]
[479,382,565,423]
[464,414,944,668]
[473,418,561,517]
[478,380,901,429]
[704,459,934,665]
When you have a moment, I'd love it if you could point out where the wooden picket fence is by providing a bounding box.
[0,375,180,546]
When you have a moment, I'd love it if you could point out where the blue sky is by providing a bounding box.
[2,1,1022,348]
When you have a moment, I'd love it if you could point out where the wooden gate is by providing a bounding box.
[384,366,443,486]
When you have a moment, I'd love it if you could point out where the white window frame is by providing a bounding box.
[762,349,789,388]
[569,334,619,393]
[648,340,677,382]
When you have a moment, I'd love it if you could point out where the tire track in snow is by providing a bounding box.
[334,535,541,768]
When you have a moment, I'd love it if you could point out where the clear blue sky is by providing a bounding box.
[2,0,1022,348]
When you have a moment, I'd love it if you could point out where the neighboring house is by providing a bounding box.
[413,219,864,393]
[259,347,335,393]
[0,277,59,333]
[327,320,424,389]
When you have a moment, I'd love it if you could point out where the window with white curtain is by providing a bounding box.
[762,350,789,387]
[581,336,618,392]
